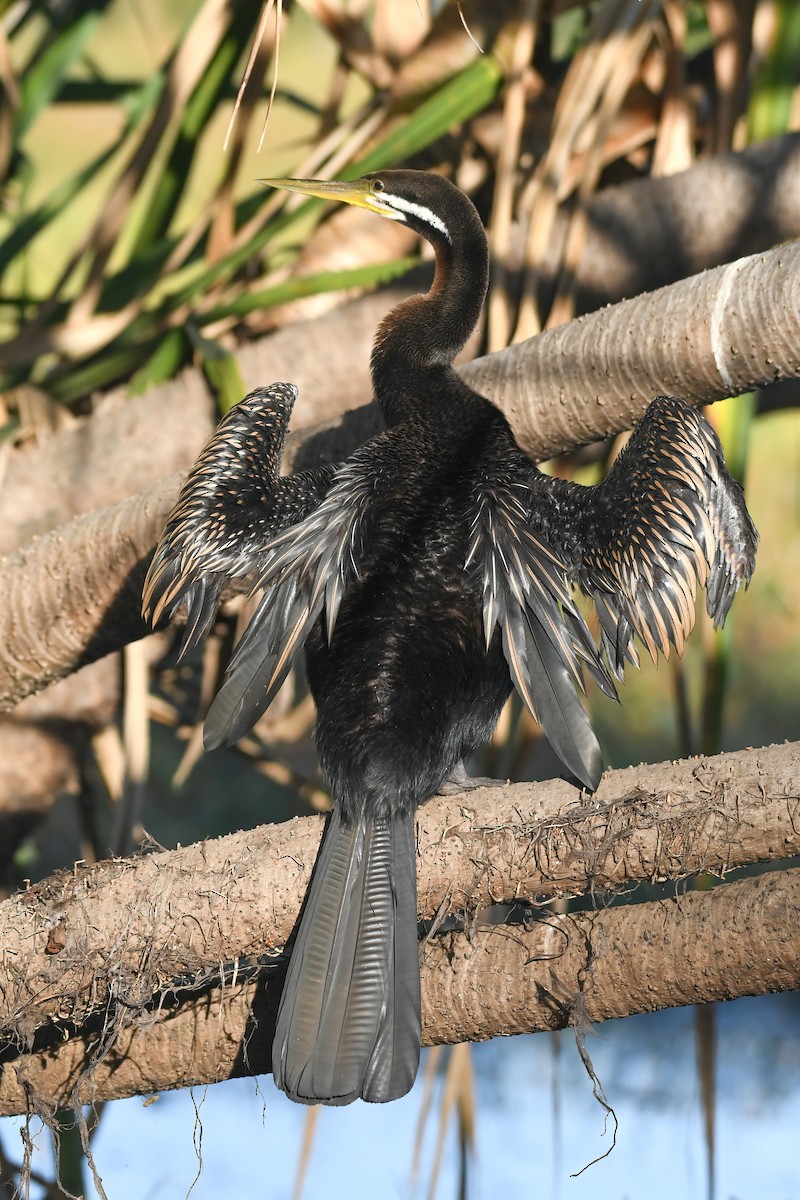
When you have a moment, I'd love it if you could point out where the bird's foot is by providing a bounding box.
[437,761,507,796]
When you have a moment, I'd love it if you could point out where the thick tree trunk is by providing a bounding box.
[1,868,796,1117]
[1,741,797,1116]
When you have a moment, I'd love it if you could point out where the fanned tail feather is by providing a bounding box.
[273,807,421,1105]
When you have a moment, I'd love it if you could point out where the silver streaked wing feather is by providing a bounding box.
[467,481,612,790]
[576,396,758,676]
[204,459,375,748]
[142,384,333,659]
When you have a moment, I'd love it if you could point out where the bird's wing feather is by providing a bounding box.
[466,481,613,790]
[142,384,334,659]
[204,457,376,748]
[464,396,756,791]
[574,395,758,679]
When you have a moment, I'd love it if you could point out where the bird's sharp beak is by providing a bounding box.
[259,176,380,213]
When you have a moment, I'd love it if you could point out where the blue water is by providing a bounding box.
[4,993,798,1199]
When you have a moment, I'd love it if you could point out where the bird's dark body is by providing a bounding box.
[143,169,758,1110]
[307,397,516,823]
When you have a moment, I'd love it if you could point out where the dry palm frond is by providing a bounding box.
[292,1103,320,1200]
[706,0,749,153]
[297,0,394,90]
[513,0,663,341]
[223,0,281,154]
[374,0,431,61]
[410,1045,444,1193]
[426,1044,476,1200]
[392,0,512,98]
[457,1,485,54]
[487,1,541,352]
[545,16,658,329]
[112,639,150,856]
[209,8,277,262]
[650,0,694,177]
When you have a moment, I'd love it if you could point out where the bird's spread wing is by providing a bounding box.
[466,480,616,791]
[574,395,758,679]
[142,384,334,659]
[466,395,757,791]
[203,457,377,749]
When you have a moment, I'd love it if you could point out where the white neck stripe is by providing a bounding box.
[384,194,451,242]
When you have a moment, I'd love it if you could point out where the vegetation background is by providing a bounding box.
[0,0,798,1196]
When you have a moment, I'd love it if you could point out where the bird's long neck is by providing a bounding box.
[370,200,489,425]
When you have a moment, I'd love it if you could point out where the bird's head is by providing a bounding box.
[261,169,489,384]
[260,169,462,245]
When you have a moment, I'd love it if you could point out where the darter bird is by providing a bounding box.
[142,169,758,1107]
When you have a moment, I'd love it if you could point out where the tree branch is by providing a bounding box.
[463,240,800,458]
[1,862,796,1116]
[2,241,798,711]
[1,740,797,1114]
[0,480,175,711]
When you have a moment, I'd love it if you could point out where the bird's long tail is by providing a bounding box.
[273,805,421,1105]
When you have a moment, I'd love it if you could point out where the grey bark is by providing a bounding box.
[1,740,796,1035]
[0,862,796,1116]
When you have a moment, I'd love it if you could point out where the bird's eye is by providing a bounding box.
[371,179,385,194]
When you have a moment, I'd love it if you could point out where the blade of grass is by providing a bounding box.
[130,6,257,257]
[0,72,163,281]
[14,1,105,141]
[47,343,152,405]
[353,55,503,174]
[65,0,234,325]
[487,2,541,353]
[128,326,187,396]
[747,0,800,143]
[202,252,419,324]
[39,254,417,402]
